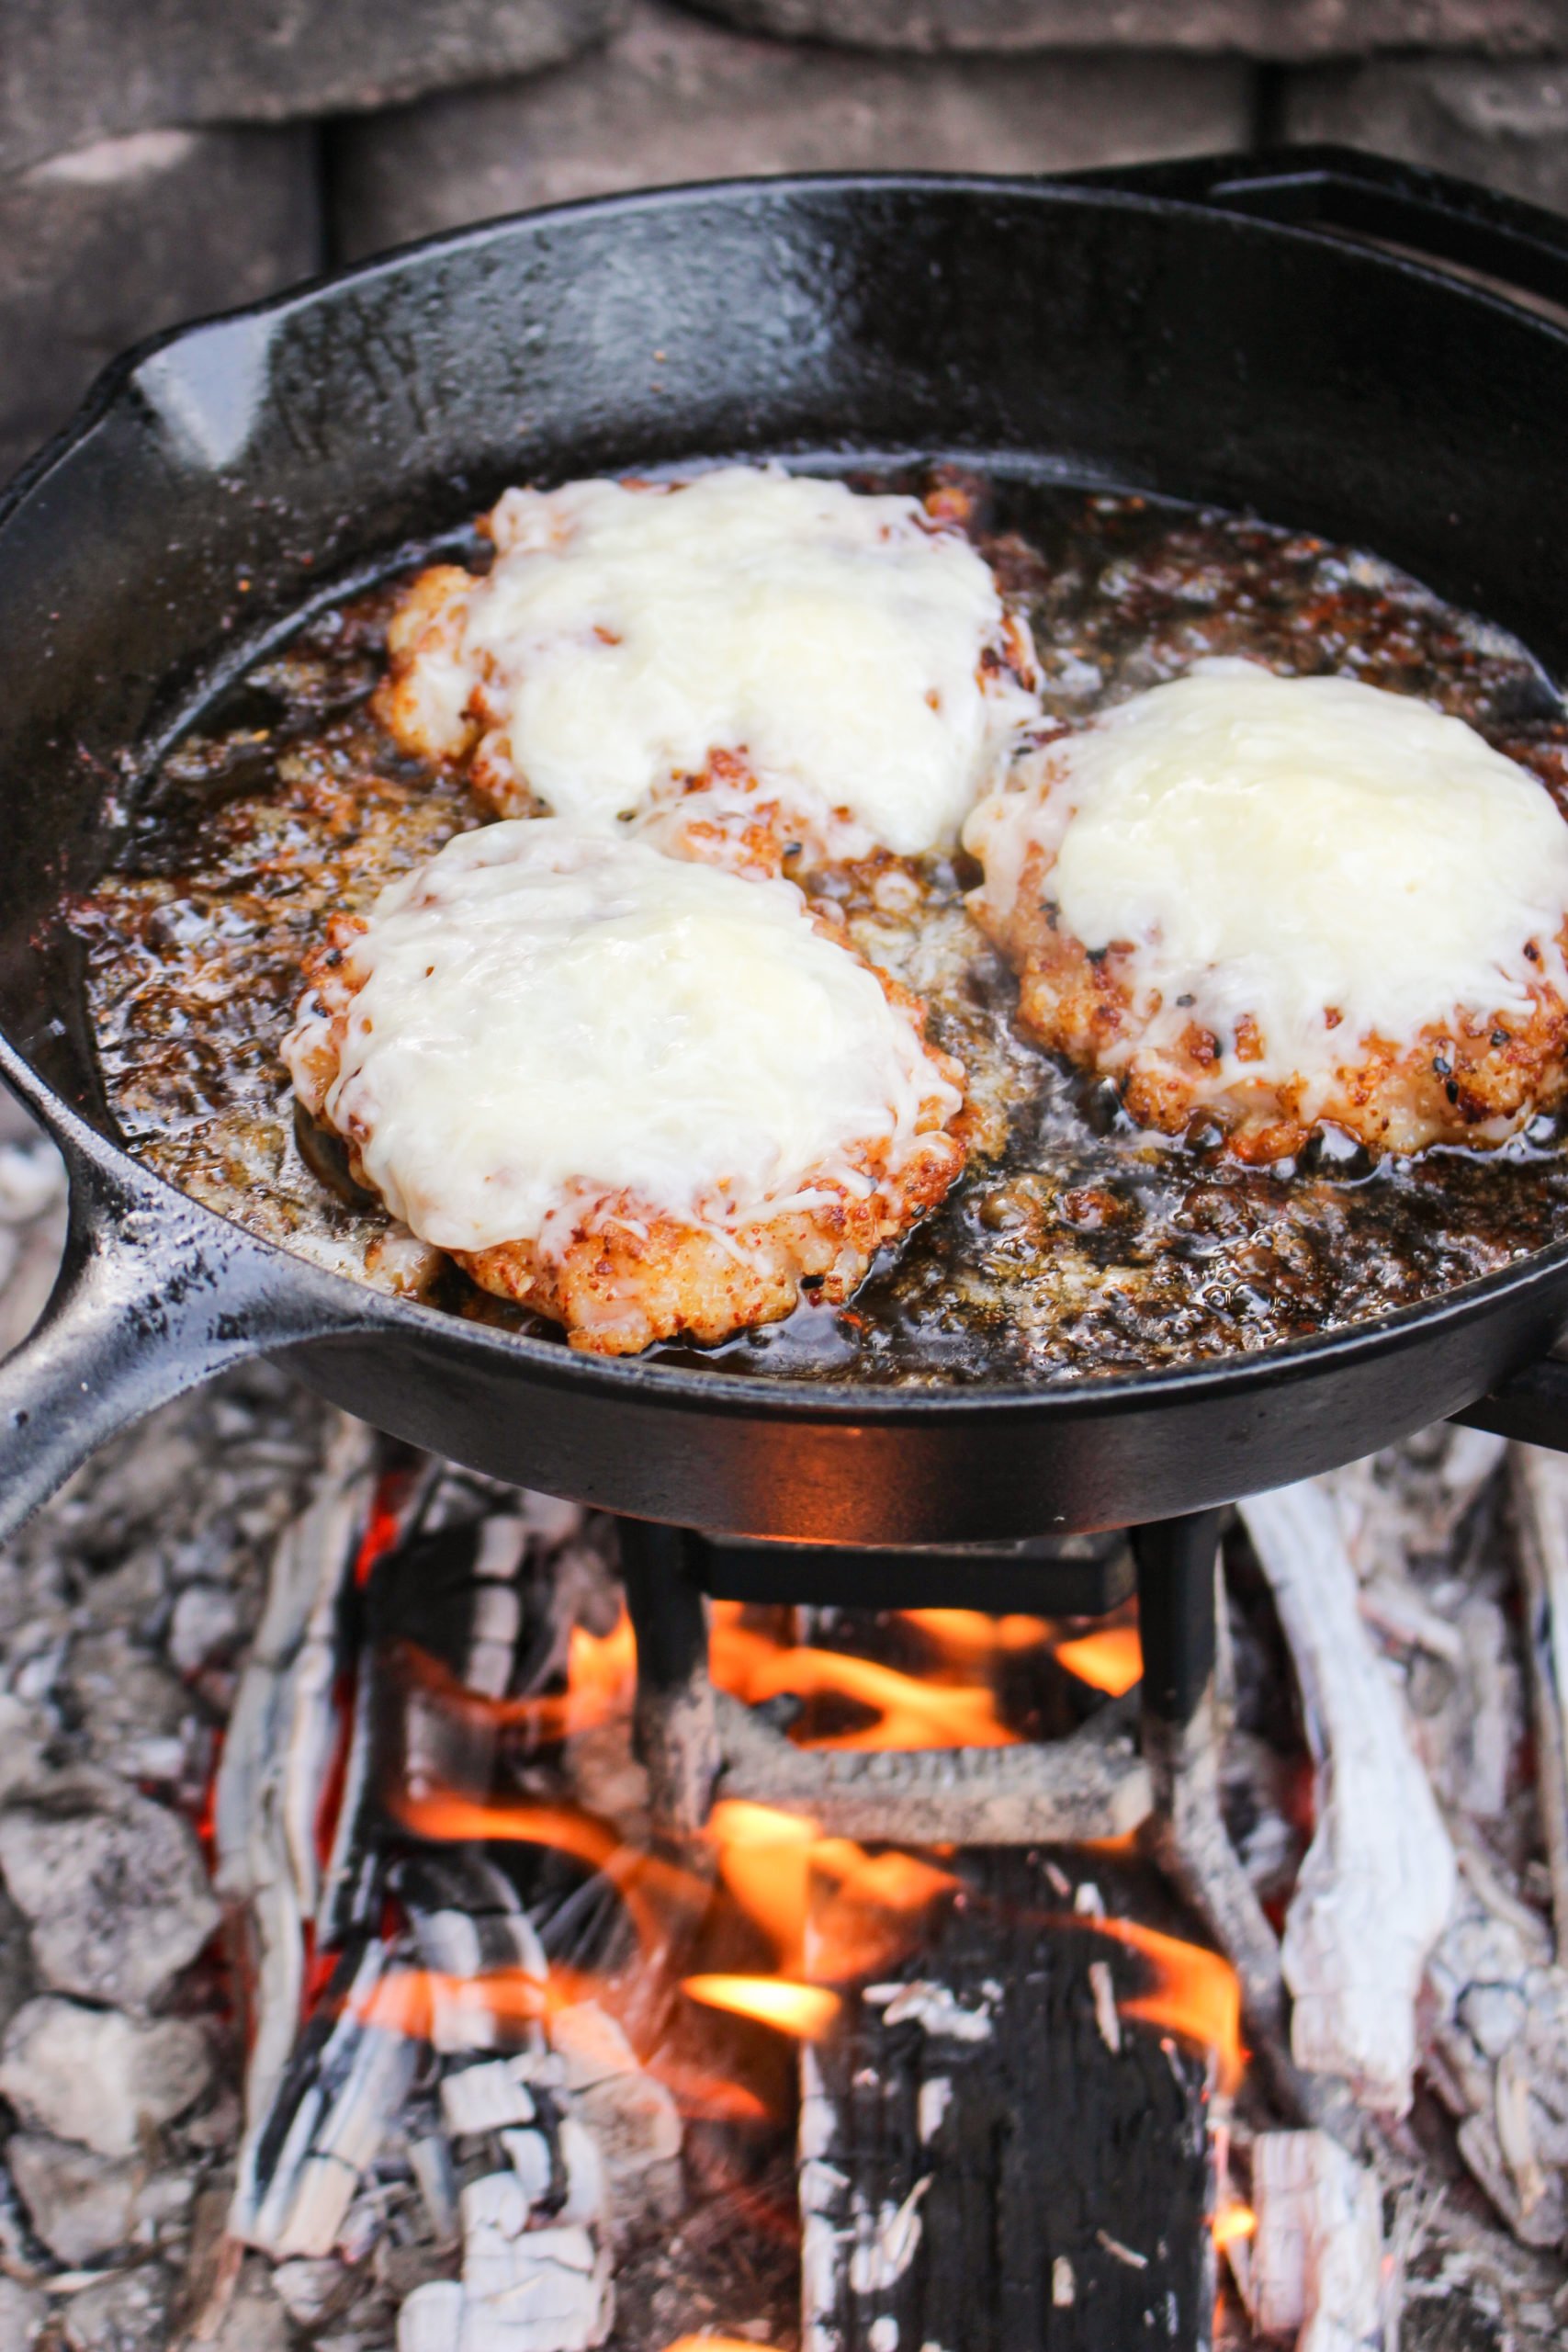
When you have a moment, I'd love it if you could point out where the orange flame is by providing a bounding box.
[1091,1916,1245,2090]
[660,2340,788,2351]
[394,1606,636,1743]
[706,1799,819,1970]
[356,1964,774,2122]
[1055,1624,1144,1697]
[808,1842,960,1982]
[682,1974,840,2041]
[1213,2201,1257,2249]
[897,1609,1052,1659]
[355,1964,547,2041]
[385,1790,707,1959]
[660,2339,788,2351]
[705,1802,957,1983]
[709,1602,1018,1749]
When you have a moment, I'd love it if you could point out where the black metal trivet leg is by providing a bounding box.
[1133,1509,1223,1733]
[1132,1508,1331,2126]
[615,1518,720,1836]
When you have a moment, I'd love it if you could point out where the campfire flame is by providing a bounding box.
[660,2338,787,2351]
[394,1604,636,1744]
[706,1798,818,1970]
[1054,1623,1145,1697]
[386,1787,709,1960]
[705,1798,959,1984]
[335,1518,1246,2351]
[1213,2199,1258,2249]
[896,1607,1052,1657]
[709,1600,1021,1748]
[682,1973,841,2041]
[1089,1915,1246,2091]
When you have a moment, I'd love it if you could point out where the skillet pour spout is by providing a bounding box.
[6,146,1568,1559]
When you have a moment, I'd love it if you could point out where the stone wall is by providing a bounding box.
[1,0,1566,485]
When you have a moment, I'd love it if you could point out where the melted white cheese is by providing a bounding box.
[285,821,958,1255]
[964,662,1568,1081]
[423,467,1037,855]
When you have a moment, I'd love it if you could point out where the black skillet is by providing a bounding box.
[5,144,1568,1556]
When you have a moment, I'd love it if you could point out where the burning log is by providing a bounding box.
[714,1686,1151,1844]
[797,1849,1216,2352]
[1231,2129,1384,2352]
[1239,1482,1455,2111]
[214,1413,381,2240]
[242,1932,421,2258]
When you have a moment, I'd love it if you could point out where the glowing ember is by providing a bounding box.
[1055,1623,1144,1697]
[1092,1916,1245,2090]
[709,1601,1019,1748]
[1213,2199,1258,2249]
[682,1973,841,2041]
[660,2338,787,2351]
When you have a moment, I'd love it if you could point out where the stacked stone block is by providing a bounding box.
[1,0,1568,492]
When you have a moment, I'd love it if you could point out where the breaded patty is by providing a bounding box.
[285,824,965,1355]
[964,667,1568,1162]
[970,825,1568,1161]
[371,468,1039,870]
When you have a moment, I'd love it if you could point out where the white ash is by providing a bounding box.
[1235,2130,1383,2352]
[1240,1480,1456,2111]
[0,1295,336,2352]
[0,1103,66,1363]
[1224,1431,1568,2345]
[861,1979,994,2041]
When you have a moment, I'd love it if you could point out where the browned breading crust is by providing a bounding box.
[290,911,965,1355]
[976,834,1568,1163]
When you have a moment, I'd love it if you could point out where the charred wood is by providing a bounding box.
[799,1848,1213,2352]
[715,1687,1151,1843]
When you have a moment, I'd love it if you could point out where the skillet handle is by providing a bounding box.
[1072,144,1568,319]
[0,1132,367,1544]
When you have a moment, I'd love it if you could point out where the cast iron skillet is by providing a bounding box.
[5,143,1568,1556]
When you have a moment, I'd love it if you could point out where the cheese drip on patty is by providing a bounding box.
[382,467,1039,857]
[966,662,1568,1100]
[284,820,962,1256]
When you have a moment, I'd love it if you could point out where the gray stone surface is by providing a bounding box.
[206,2269,294,2352]
[0,1881,34,2040]
[0,124,319,494]
[60,2262,173,2352]
[333,0,1255,254]
[686,0,1568,54]
[0,1997,211,2157]
[65,1625,200,1787]
[0,1783,219,2009]
[6,2132,143,2265]
[0,2276,48,2346]
[0,0,623,178]
[1284,58,1568,212]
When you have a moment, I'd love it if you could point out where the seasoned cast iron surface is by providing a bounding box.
[73,475,1568,1387]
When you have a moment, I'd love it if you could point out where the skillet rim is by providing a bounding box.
[9,154,1568,1428]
